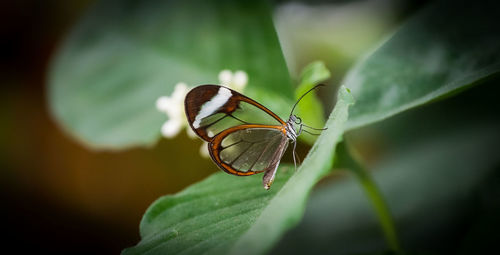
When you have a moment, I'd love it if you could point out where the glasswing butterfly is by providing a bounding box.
[184,84,325,189]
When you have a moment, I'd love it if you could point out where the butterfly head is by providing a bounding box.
[285,116,299,141]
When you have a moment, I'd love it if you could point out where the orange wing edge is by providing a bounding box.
[208,124,286,176]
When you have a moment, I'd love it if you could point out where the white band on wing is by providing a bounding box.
[193,87,232,129]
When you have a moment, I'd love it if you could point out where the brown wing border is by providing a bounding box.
[185,85,286,141]
[208,124,286,176]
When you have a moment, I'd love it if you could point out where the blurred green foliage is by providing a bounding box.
[344,0,500,130]
[273,79,500,254]
[45,0,500,254]
[294,61,329,145]
[49,0,292,149]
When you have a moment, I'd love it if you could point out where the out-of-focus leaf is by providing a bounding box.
[294,61,329,145]
[48,0,292,149]
[272,79,500,254]
[272,123,500,255]
[122,86,354,255]
[274,0,397,113]
[344,0,500,130]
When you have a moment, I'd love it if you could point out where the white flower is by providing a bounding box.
[156,82,191,138]
[218,70,233,86]
[218,69,248,92]
[156,70,248,157]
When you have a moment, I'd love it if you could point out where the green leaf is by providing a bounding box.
[344,0,500,130]
[298,61,331,88]
[273,124,500,254]
[334,142,400,251]
[123,169,295,255]
[294,61,330,145]
[271,79,500,254]
[123,86,354,254]
[48,0,292,149]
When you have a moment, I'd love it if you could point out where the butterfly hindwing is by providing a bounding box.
[185,85,285,141]
[209,125,288,176]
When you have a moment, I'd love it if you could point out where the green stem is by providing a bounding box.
[355,162,400,251]
[335,142,401,251]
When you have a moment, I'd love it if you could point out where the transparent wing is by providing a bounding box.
[209,126,289,176]
[185,85,285,141]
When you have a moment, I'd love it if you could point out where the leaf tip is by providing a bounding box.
[338,85,355,105]
[298,61,331,89]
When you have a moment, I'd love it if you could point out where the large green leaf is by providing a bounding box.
[272,78,500,254]
[273,123,500,255]
[122,86,354,254]
[48,0,292,149]
[344,0,500,130]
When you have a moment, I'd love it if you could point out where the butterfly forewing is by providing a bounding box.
[185,85,285,141]
[210,126,288,176]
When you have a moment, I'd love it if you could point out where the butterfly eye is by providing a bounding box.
[294,115,302,125]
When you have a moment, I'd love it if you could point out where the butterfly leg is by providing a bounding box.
[303,130,322,136]
[290,124,305,172]
[302,123,328,131]
[292,140,297,171]
[299,123,326,136]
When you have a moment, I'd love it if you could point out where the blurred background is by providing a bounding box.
[1,0,498,254]
[1,0,215,253]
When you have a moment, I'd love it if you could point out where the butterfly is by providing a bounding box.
[184,84,325,189]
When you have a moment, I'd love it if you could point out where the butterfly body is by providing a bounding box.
[185,85,319,190]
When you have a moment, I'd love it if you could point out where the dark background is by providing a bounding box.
[3,0,497,254]
[1,1,216,253]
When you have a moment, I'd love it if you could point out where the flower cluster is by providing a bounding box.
[218,70,248,91]
[156,70,248,157]
[156,82,194,138]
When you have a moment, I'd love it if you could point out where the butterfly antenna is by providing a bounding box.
[289,84,325,118]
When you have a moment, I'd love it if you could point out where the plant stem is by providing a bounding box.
[335,142,401,251]
[355,162,400,251]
